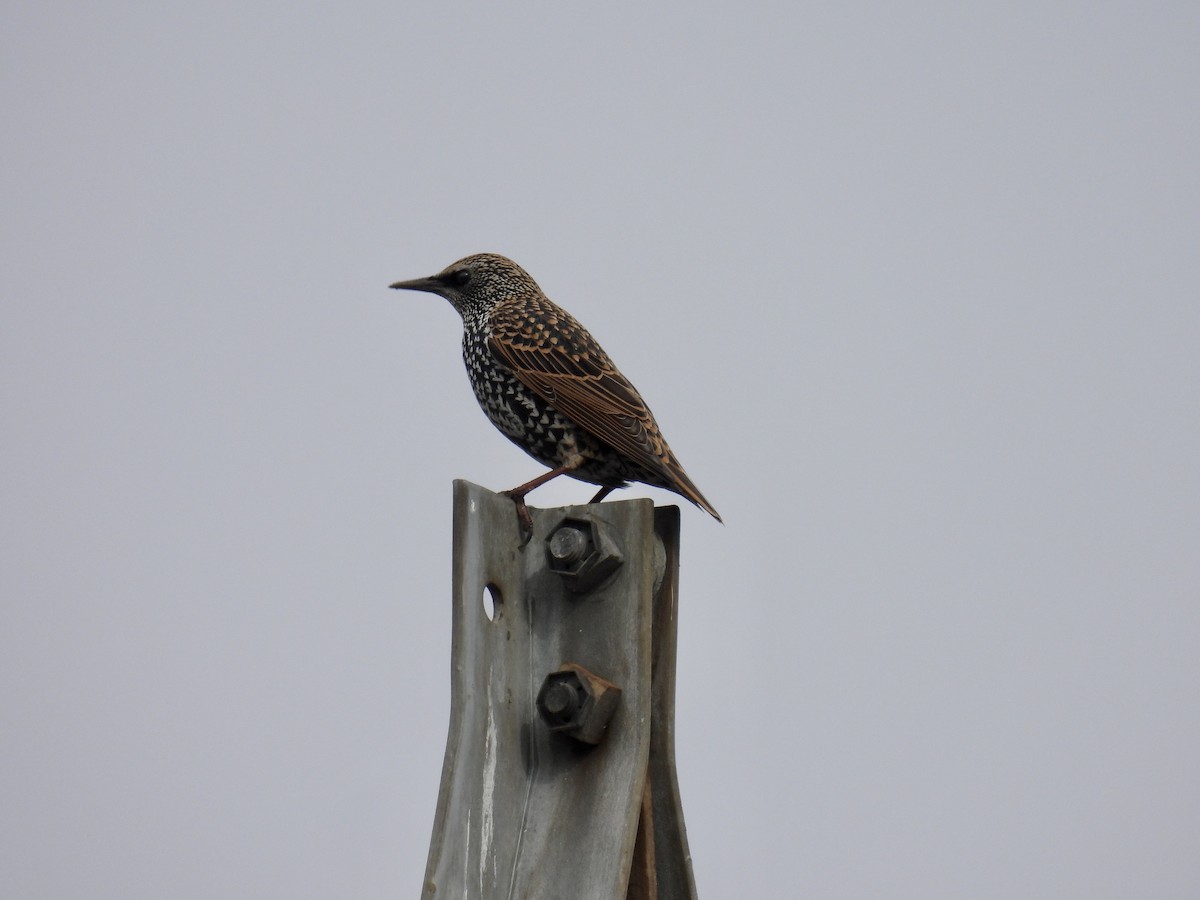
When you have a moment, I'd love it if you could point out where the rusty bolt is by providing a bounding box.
[545,516,623,593]
[535,663,623,745]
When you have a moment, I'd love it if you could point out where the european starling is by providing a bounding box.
[389,253,721,531]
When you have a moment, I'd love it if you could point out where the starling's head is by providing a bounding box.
[390,253,542,318]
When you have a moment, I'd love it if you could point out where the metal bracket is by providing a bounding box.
[421,481,696,900]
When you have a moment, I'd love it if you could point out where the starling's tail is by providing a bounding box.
[665,461,722,523]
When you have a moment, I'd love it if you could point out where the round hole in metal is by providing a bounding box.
[482,583,502,621]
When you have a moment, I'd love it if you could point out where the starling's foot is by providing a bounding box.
[501,465,574,546]
[501,490,535,545]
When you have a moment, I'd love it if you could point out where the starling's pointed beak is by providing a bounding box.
[388,275,442,294]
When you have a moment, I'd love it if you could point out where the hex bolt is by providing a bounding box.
[544,516,623,593]
[548,525,590,567]
[535,664,623,745]
[540,679,582,721]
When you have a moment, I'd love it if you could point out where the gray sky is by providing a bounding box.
[3,3,1198,898]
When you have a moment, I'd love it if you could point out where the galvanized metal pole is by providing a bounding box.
[421,481,697,900]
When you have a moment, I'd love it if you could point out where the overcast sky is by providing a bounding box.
[3,3,1198,898]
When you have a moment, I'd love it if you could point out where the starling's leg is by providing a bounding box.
[589,485,616,504]
[503,465,574,538]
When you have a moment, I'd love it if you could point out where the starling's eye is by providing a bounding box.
[452,269,472,287]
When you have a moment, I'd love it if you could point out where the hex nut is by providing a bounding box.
[545,516,623,593]
[535,663,622,745]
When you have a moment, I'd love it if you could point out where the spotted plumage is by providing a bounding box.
[389,253,720,526]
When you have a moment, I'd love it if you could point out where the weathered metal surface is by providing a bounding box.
[627,505,698,900]
[422,481,661,900]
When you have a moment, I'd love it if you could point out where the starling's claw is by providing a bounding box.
[503,492,535,545]
[500,464,574,545]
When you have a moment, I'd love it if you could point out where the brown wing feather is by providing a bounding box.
[488,297,720,520]
[488,298,666,467]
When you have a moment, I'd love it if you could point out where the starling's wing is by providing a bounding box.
[489,297,721,521]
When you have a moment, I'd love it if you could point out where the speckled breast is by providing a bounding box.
[458,324,655,489]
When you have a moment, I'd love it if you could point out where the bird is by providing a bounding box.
[389,253,721,533]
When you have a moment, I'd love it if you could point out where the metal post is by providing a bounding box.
[421,481,697,900]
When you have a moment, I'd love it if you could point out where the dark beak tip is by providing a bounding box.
[389,276,439,292]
